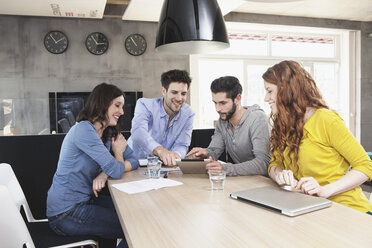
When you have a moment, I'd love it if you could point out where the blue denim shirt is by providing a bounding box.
[47,121,139,217]
[127,98,195,159]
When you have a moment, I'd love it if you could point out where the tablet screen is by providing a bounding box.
[176,159,210,174]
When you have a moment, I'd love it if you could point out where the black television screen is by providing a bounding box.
[49,91,142,133]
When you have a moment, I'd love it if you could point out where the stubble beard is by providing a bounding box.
[220,102,236,121]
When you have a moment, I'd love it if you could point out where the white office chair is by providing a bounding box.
[0,163,98,248]
[0,162,44,222]
[0,185,35,248]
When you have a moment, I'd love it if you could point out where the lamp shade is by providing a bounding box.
[155,0,230,54]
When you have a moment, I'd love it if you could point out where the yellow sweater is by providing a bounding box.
[268,108,372,212]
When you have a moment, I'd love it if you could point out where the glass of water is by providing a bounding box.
[208,171,226,190]
[147,155,161,179]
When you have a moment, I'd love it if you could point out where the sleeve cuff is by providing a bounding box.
[128,158,139,170]
[352,167,372,181]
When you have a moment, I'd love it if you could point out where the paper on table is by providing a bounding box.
[111,178,183,194]
[138,158,147,167]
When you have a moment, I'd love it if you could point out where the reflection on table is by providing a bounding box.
[108,168,372,248]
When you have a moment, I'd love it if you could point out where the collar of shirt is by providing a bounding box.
[159,98,182,123]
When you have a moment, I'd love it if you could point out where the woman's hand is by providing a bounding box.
[296,177,330,198]
[92,172,108,197]
[275,169,297,187]
[111,133,126,156]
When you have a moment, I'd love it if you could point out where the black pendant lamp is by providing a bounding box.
[155,0,230,54]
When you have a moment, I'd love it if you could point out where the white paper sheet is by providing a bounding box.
[111,178,183,194]
[138,158,148,167]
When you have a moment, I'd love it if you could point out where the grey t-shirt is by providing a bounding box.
[207,105,271,176]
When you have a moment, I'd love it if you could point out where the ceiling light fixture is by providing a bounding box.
[155,0,230,54]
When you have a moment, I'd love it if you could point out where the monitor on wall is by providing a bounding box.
[49,91,143,133]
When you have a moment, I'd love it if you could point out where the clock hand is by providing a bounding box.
[50,34,58,43]
[55,38,64,43]
[130,37,137,46]
[91,35,98,45]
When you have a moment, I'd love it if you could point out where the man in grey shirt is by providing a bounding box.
[186,76,270,176]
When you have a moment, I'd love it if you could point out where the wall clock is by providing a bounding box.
[125,34,147,56]
[85,32,109,55]
[44,31,69,54]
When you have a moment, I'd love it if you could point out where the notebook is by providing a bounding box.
[175,159,210,174]
[230,185,332,216]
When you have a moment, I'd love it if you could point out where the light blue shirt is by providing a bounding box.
[127,98,195,159]
[47,121,139,217]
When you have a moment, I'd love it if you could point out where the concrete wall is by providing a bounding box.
[225,13,372,151]
[0,16,188,135]
[360,22,372,151]
[0,13,371,150]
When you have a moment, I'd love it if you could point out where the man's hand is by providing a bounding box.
[185,147,209,159]
[206,156,223,173]
[153,146,180,166]
[92,172,108,197]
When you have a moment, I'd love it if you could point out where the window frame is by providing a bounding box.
[190,23,360,139]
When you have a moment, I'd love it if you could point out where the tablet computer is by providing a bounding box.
[176,159,210,174]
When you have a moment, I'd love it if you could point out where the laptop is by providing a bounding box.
[175,159,210,174]
[230,185,332,216]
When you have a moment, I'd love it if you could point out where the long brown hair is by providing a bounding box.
[77,83,125,144]
[262,61,328,172]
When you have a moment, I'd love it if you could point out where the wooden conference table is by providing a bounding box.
[108,168,372,248]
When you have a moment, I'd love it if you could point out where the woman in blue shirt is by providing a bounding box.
[47,83,139,248]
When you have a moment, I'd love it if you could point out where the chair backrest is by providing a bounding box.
[367,152,372,160]
[65,111,76,126]
[58,118,71,133]
[0,163,37,222]
[0,185,35,248]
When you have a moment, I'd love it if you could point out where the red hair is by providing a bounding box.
[262,61,328,172]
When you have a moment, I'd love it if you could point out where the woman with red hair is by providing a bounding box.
[263,60,372,213]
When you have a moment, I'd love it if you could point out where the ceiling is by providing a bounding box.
[0,0,371,22]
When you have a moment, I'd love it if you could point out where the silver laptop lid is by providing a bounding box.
[230,186,332,216]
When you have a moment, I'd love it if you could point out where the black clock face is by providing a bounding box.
[125,34,147,56]
[44,31,68,54]
[86,32,109,55]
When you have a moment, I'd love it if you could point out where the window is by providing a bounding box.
[190,23,359,138]
[271,34,335,58]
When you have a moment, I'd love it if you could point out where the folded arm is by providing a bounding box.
[296,118,371,197]
[75,124,125,179]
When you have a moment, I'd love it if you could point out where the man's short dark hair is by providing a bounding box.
[161,69,192,90]
[210,76,242,100]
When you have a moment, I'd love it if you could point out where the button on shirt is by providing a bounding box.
[127,98,195,159]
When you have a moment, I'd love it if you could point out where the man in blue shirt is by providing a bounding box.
[127,69,195,166]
